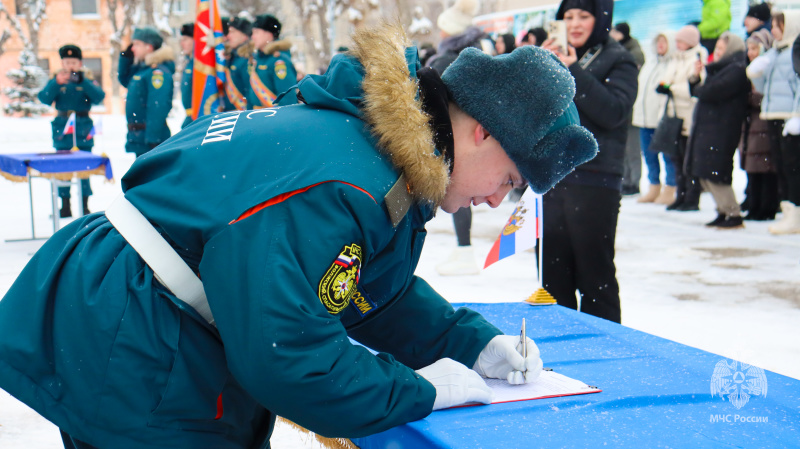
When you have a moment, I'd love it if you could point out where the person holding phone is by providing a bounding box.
[540,0,638,323]
[655,25,709,212]
[37,44,106,218]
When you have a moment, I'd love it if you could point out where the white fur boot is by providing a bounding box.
[768,201,800,235]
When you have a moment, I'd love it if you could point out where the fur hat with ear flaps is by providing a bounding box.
[441,46,598,193]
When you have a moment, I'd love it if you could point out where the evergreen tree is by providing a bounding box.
[3,50,49,117]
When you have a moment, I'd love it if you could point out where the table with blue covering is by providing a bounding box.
[352,302,800,448]
[0,151,113,241]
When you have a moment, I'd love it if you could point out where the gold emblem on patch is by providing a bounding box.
[318,244,363,314]
[152,72,164,89]
[275,60,287,80]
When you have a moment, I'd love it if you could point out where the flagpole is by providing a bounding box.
[526,194,556,306]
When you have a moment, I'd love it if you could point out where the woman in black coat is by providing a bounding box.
[541,0,639,323]
[686,32,751,228]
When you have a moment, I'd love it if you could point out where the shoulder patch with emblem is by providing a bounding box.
[275,60,287,80]
[151,71,164,89]
[351,288,377,317]
[318,244,363,314]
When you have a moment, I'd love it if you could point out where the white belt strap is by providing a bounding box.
[105,195,215,326]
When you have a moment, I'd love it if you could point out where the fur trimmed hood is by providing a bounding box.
[279,22,448,205]
[236,41,255,58]
[260,39,292,56]
[144,45,175,67]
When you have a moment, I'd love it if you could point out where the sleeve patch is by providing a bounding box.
[152,72,164,89]
[351,287,376,317]
[318,244,362,314]
[275,60,287,80]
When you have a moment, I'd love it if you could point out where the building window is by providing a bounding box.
[173,0,189,13]
[37,58,50,77]
[14,0,27,15]
[82,58,103,90]
[72,0,98,16]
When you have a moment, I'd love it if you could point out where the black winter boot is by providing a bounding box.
[81,196,91,216]
[59,199,72,218]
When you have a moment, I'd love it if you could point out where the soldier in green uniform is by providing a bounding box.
[179,23,194,129]
[118,27,175,157]
[222,17,252,111]
[0,23,597,448]
[247,14,297,109]
[37,44,106,217]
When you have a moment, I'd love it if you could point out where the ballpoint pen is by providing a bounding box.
[520,317,527,378]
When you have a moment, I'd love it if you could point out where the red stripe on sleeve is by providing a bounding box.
[229,180,377,225]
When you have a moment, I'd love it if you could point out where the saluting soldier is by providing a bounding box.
[118,27,175,157]
[179,23,195,129]
[223,17,252,111]
[37,44,105,218]
[247,14,297,109]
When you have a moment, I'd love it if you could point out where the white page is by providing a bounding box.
[484,370,600,404]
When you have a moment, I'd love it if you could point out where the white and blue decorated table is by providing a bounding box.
[352,302,800,448]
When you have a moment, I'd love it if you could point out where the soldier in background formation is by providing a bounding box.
[179,23,194,129]
[37,44,105,218]
[248,14,297,109]
[118,27,175,157]
[223,16,253,111]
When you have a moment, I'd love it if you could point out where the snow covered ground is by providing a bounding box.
[1,113,798,448]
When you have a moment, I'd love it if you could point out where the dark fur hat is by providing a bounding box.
[229,17,253,36]
[132,27,163,50]
[59,44,82,60]
[441,46,598,193]
[221,16,230,35]
[254,14,281,39]
[180,22,194,38]
[747,3,771,23]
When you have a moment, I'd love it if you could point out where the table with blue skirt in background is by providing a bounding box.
[353,302,800,448]
[0,151,113,240]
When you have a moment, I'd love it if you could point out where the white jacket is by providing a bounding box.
[747,10,800,120]
[632,32,677,129]
[659,44,708,136]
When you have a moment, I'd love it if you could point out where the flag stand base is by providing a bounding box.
[525,288,557,306]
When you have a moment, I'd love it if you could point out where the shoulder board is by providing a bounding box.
[384,174,412,228]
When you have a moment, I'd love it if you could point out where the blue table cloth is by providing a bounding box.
[0,151,113,182]
[352,303,800,448]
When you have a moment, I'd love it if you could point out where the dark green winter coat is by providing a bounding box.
[37,68,105,150]
[0,23,501,448]
[223,42,251,111]
[247,40,297,109]
[180,55,193,129]
[118,45,175,157]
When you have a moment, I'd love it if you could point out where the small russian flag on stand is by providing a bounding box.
[484,188,556,305]
[62,112,76,135]
[484,188,542,268]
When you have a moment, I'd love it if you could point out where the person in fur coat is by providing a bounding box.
[741,29,779,221]
[686,32,751,228]
[118,27,175,157]
[0,22,597,448]
[247,15,297,109]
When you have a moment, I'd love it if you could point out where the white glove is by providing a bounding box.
[746,55,770,79]
[783,117,800,136]
[472,335,543,385]
[416,358,493,410]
